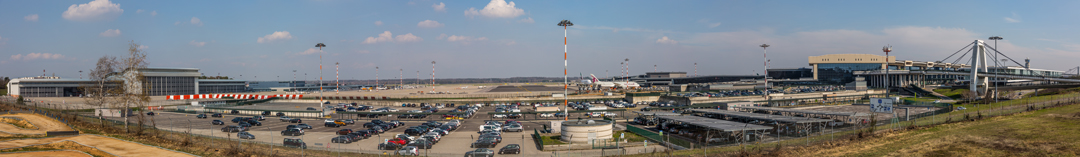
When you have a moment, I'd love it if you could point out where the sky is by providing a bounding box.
[3,0,1080,81]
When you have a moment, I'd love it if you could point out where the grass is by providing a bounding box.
[539,135,567,145]
[613,130,647,142]
[933,88,968,99]
[900,97,940,102]
[624,90,1080,157]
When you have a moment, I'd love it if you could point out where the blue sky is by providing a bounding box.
[2,0,1080,81]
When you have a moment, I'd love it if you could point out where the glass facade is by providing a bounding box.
[817,63,882,84]
[199,81,247,94]
[145,76,196,96]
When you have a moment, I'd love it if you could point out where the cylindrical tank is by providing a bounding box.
[560,120,613,143]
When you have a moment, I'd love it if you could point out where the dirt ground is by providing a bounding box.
[0,113,73,135]
[0,135,195,157]
[0,113,195,157]
[0,150,92,157]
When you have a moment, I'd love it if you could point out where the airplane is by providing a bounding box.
[588,74,639,88]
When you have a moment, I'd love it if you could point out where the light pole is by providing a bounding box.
[760,44,770,105]
[431,61,436,93]
[416,71,420,85]
[883,45,892,98]
[654,65,657,72]
[293,70,297,88]
[625,58,630,87]
[79,70,83,79]
[376,66,379,92]
[316,43,326,112]
[559,19,574,121]
[694,63,698,77]
[989,36,1003,102]
[336,62,340,94]
[399,69,403,88]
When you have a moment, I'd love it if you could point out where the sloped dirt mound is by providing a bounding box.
[0,150,93,157]
[0,140,112,157]
[0,117,37,130]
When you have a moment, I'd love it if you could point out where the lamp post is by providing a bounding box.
[559,20,574,121]
[316,43,326,112]
[625,58,630,87]
[79,70,83,79]
[694,63,698,77]
[336,62,340,94]
[400,69,403,88]
[989,36,1003,102]
[431,61,436,93]
[883,45,892,98]
[376,66,379,92]
[760,44,770,105]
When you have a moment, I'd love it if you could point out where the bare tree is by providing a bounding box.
[81,41,150,133]
[119,41,150,134]
[83,55,121,130]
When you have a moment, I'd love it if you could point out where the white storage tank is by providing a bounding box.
[560,119,613,143]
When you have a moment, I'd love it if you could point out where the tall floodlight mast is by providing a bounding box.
[376,66,379,92]
[558,19,574,121]
[760,44,770,104]
[431,61,436,93]
[883,45,892,98]
[989,36,1003,101]
[336,62,339,94]
[316,43,326,112]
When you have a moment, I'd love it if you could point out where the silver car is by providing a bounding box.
[397,146,419,156]
[502,124,523,132]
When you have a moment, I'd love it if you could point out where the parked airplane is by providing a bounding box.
[588,74,639,88]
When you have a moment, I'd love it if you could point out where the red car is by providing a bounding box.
[387,138,408,145]
[337,129,353,135]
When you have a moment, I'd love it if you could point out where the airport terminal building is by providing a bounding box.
[6,67,246,97]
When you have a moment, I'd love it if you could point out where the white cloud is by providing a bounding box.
[464,0,525,18]
[517,17,534,23]
[62,0,124,21]
[438,34,448,40]
[190,17,203,26]
[189,40,206,47]
[99,29,121,37]
[24,14,39,22]
[10,53,65,60]
[396,33,423,42]
[151,11,157,16]
[297,48,323,55]
[443,35,487,44]
[136,9,144,14]
[1004,12,1021,23]
[363,31,423,44]
[364,31,394,44]
[432,2,446,12]
[174,21,180,25]
[417,20,444,28]
[374,21,383,26]
[138,45,149,49]
[656,36,678,44]
[257,31,293,43]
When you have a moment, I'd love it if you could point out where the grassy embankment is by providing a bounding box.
[626,89,1080,157]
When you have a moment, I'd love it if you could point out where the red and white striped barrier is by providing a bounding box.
[166,94,305,100]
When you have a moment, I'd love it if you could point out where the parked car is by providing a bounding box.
[276,112,286,116]
[238,122,252,128]
[261,111,271,116]
[146,112,155,116]
[289,118,303,123]
[498,144,520,154]
[231,110,240,114]
[196,114,207,118]
[211,113,223,118]
[284,138,307,149]
[281,128,304,136]
[211,120,225,125]
[337,129,354,135]
[221,125,245,132]
[350,131,371,139]
[407,140,433,149]
[343,119,355,125]
[502,124,523,132]
[306,107,317,111]
[471,138,499,148]
[325,122,342,127]
[331,135,353,144]
[404,128,425,136]
[397,146,419,156]
[245,120,262,126]
[237,132,255,139]
[297,123,313,129]
[253,115,265,121]
[465,148,496,157]
[286,125,300,130]
[279,116,292,122]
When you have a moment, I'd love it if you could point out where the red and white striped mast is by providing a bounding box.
[375,66,379,92]
[399,69,403,88]
[431,61,436,93]
[694,63,698,77]
[558,20,573,121]
[335,62,339,95]
[315,43,326,111]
